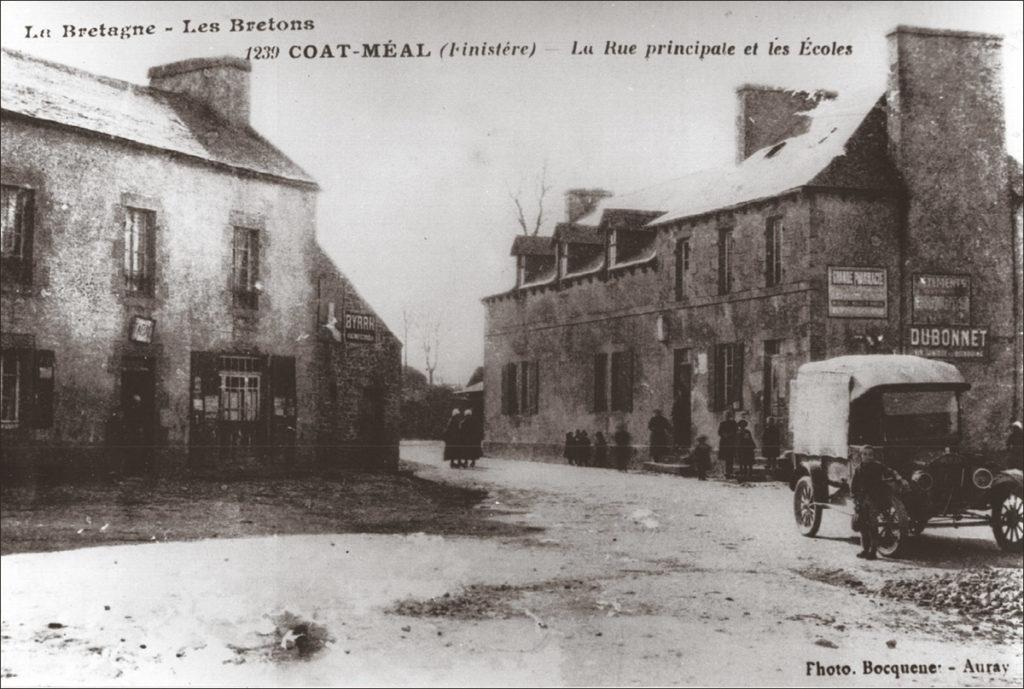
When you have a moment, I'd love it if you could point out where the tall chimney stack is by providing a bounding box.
[148,57,251,128]
[735,85,836,162]
[564,188,613,223]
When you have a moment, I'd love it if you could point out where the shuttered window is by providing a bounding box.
[500,360,539,416]
[712,342,745,411]
[0,348,54,429]
[593,353,608,412]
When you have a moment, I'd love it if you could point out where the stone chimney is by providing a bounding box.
[148,56,251,128]
[564,188,613,223]
[735,85,836,162]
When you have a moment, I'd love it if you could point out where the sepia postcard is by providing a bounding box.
[1,1,1022,686]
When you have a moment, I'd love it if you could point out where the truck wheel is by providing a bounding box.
[874,496,910,558]
[793,476,822,537]
[992,488,1024,553]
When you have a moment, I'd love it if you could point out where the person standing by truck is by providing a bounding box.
[851,445,898,560]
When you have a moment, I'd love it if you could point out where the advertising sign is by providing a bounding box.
[912,274,971,325]
[128,316,156,343]
[827,267,887,318]
[344,311,377,343]
[906,325,988,360]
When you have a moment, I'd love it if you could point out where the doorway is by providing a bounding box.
[672,348,692,448]
[120,357,155,473]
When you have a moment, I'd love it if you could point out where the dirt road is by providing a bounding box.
[1,442,1021,686]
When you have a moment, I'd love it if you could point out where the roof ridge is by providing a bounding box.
[1,46,150,95]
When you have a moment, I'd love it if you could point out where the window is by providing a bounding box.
[674,237,690,300]
[219,355,261,422]
[1,185,34,285]
[123,207,155,294]
[712,342,744,411]
[763,339,787,422]
[501,360,538,415]
[232,227,261,309]
[717,228,733,295]
[0,348,54,429]
[1,351,20,428]
[593,353,608,412]
[610,350,633,412]
[612,229,653,265]
[765,217,784,287]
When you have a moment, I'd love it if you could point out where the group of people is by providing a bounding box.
[563,426,634,471]
[716,410,782,481]
[442,408,482,468]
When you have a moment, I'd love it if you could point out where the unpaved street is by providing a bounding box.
[2,442,1021,686]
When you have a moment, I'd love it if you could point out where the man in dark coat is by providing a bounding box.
[735,419,756,480]
[648,410,673,463]
[593,432,609,468]
[1008,421,1023,469]
[443,409,463,468]
[564,431,576,466]
[717,410,738,478]
[851,445,898,560]
[577,430,592,467]
[613,424,632,472]
[761,416,782,472]
[690,435,711,481]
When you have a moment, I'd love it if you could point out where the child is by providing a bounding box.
[690,435,711,480]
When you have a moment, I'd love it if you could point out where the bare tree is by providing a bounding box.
[509,161,551,236]
[420,314,442,386]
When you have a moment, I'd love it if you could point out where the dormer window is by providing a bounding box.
[611,228,654,265]
[510,235,556,288]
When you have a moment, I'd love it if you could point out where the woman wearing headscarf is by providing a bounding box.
[443,408,463,468]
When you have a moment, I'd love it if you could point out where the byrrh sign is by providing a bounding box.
[906,325,988,359]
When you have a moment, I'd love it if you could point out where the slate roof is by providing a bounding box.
[0,48,316,187]
[510,235,555,256]
[575,90,896,227]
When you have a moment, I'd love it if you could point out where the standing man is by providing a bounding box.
[613,423,632,472]
[761,416,782,473]
[735,419,756,481]
[717,410,738,479]
[1007,421,1023,469]
[648,409,673,463]
[690,435,711,481]
[851,445,893,560]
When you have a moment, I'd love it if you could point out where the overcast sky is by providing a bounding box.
[2,1,1022,385]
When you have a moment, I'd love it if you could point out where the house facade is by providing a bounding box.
[0,50,400,477]
[483,27,1024,462]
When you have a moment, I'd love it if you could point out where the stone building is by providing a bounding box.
[483,27,1024,462]
[0,50,400,477]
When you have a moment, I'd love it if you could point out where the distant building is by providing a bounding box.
[483,27,1024,462]
[0,50,401,476]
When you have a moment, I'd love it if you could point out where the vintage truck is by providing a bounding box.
[788,355,1022,556]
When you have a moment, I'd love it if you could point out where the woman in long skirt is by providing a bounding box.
[443,409,463,468]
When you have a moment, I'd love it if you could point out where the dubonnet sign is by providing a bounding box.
[906,325,988,360]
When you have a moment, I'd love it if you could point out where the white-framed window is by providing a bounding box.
[1,184,34,285]
[124,207,156,294]
[218,355,261,421]
[232,226,261,309]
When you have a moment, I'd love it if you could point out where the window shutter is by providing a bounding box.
[31,349,54,428]
[708,346,719,412]
[734,343,745,410]
[20,191,35,285]
[530,361,539,414]
[145,215,157,295]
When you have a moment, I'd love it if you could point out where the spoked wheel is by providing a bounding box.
[872,496,910,558]
[992,488,1024,553]
[793,476,822,537]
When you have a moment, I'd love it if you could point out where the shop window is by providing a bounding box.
[232,227,261,309]
[765,217,784,287]
[0,348,54,429]
[1,185,35,285]
[711,342,744,411]
[124,207,156,295]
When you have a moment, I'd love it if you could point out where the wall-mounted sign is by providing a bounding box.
[129,316,155,343]
[907,325,988,360]
[344,311,377,343]
[827,267,887,319]
[912,274,971,325]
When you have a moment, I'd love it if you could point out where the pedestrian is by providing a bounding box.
[690,435,711,481]
[613,423,632,472]
[648,409,673,463]
[851,445,898,560]
[1007,421,1023,469]
[735,420,756,480]
[593,431,608,468]
[443,409,463,469]
[577,430,592,467]
[717,410,738,479]
[463,408,482,467]
[762,416,781,473]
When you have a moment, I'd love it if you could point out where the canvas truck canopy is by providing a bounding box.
[790,355,968,457]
